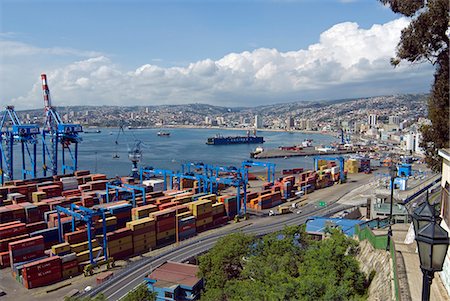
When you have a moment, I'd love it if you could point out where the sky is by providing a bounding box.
[0,0,434,109]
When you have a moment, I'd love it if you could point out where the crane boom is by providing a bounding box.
[40,73,82,176]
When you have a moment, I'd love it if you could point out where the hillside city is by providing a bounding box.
[16,93,428,156]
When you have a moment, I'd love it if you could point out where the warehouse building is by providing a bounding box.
[145,261,204,301]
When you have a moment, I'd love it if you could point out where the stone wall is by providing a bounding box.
[357,239,393,301]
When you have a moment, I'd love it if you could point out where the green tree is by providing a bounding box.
[380,0,449,171]
[198,232,255,300]
[122,283,156,301]
[295,230,367,301]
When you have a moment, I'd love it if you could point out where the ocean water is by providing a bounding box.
[9,128,337,178]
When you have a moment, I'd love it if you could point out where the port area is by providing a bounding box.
[0,163,436,301]
[251,147,363,159]
[0,170,377,301]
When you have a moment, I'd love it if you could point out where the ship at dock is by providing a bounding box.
[206,130,264,145]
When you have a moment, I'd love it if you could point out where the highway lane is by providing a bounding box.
[85,202,348,301]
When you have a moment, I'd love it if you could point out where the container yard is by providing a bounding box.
[0,126,379,300]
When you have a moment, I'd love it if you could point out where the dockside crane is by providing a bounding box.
[0,106,40,184]
[40,74,82,176]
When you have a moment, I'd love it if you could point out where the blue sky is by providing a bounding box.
[0,0,433,108]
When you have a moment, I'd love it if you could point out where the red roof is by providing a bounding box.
[149,261,200,288]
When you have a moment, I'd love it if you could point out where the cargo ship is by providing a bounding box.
[206,130,264,145]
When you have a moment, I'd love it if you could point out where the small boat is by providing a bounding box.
[157,131,170,136]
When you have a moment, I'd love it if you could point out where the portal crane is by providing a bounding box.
[0,106,40,184]
[313,156,346,183]
[241,160,276,183]
[56,204,109,267]
[40,74,82,176]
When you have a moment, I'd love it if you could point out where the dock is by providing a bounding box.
[252,148,359,159]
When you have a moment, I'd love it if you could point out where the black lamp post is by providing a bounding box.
[411,192,442,235]
[386,164,397,251]
[412,198,449,301]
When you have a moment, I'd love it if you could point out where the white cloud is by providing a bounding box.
[2,17,434,109]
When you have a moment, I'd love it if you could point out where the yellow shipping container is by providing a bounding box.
[196,216,213,227]
[108,243,133,256]
[156,229,176,240]
[189,199,213,216]
[133,232,156,241]
[174,195,191,203]
[126,217,155,231]
[71,240,99,254]
[198,194,217,202]
[108,236,133,249]
[97,216,117,227]
[32,191,47,203]
[76,246,102,262]
[176,212,192,220]
[133,237,156,248]
[212,203,224,215]
[51,242,71,255]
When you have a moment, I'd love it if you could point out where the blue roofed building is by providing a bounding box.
[305,217,365,240]
[145,261,204,301]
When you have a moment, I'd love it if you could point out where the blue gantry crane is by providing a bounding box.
[241,160,276,183]
[313,156,346,183]
[56,204,109,268]
[140,167,177,191]
[40,74,82,176]
[0,106,40,184]
[105,183,147,207]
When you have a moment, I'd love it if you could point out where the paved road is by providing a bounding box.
[85,202,349,300]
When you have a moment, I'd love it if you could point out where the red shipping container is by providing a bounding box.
[62,259,78,270]
[156,223,175,233]
[0,223,27,239]
[0,234,29,252]
[9,236,44,252]
[22,256,61,276]
[0,251,10,268]
[0,221,21,228]
[64,229,89,244]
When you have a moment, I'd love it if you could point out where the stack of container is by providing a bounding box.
[211,203,227,226]
[61,252,79,279]
[95,216,117,234]
[142,179,165,192]
[345,159,359,174]
[108,203,132,228]
[360,159,371,172]
[189,199,213,232]
[22,256,62,288]
[9,236,45,268]
[131,204,158,220]
[30,227,59,249]
[151,209,176,246]
[176,211,196,241]
[220,196,238,218]
[0,222,28,268]
[126,217,156,254]
[106,228,133,260]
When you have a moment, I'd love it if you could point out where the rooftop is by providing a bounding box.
[148,261,200,288]
[305,217,364,236]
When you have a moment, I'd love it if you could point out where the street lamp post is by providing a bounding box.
[411,200,449,301]
[386,164,397,251]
